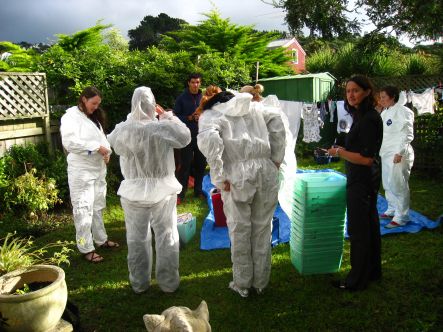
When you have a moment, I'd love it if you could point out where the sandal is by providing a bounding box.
[100,240,120,248]
[84,251,104,263]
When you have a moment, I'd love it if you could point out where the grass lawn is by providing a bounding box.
[35,158,443,331]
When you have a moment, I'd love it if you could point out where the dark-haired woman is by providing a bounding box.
[60,86,119,263]
[327,76,383,291]
[197,88,286,297]
[378,86,414,229]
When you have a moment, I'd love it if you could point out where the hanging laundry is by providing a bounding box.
[410,88,435,115]
[336,100,353,133]
[319,102,327,123]
[302,103,322,143]
[434,86,443,101]
[328,99,336,123]
[279,100,303,145]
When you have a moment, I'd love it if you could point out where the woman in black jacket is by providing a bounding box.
[327,75,383,291]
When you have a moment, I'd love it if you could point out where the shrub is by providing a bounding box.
[306,47,336,74]
[371,52,406,76]
[3,168,61,216]
[0,143,69,236]
[405,54,428,75]
[1,143,47,179]
[45,151,69,203]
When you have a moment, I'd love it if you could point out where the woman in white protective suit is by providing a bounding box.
[378,86,414,228]
[240,85,297,215]
[197,88,286,298]
[107,86,191,294]
[60,86,119,264]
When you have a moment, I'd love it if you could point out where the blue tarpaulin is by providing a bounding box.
[200,170,441,250]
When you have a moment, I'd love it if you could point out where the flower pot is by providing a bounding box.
[0,265,67,332]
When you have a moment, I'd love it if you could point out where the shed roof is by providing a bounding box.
[259,72,336,82]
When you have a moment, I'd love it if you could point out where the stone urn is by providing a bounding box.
[0,264,68,332]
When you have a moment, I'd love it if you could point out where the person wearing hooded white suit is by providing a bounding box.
[197,91,285,297]
[238,86,297,218]
[107,87,191,293]
[379,86,414,227]
[60,87,115,263]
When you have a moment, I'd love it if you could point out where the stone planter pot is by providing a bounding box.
[0,265,67,332]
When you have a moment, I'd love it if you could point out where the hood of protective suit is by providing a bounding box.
[395,91,407,107]
[212,92,252,117]
[127,86,157,123]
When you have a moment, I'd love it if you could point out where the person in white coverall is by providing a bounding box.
[240,85,297,215]
[107,87,191,294]
[60,86,119,264]
[197,89,285,297]
[379,86,414,228]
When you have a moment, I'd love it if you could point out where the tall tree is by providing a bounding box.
[128,13,187,50]
[358,0,443,41]
[159,10,292,79]
[265,0,360,39]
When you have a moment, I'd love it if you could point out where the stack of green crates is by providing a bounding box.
[289,172,347,275]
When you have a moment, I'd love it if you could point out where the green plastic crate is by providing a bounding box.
[290,234,344,252]
[290,232,344,252]
[290,214,346,229]
[291,204,346,220]
[294,172,347,193]
[290,227,345,243]
[293,186,346,202]
[290,247,343,275]
[290,225,345,239]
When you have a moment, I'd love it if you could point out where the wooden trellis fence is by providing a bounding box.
[370,75,443,91]
[0,72,55,156]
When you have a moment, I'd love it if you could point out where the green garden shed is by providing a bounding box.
[259,72,336,102]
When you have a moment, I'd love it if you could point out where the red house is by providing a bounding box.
[267,38,306,73]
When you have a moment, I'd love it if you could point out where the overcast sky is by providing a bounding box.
[0,0,289,44]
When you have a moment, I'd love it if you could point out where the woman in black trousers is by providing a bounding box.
[327,75,383,291]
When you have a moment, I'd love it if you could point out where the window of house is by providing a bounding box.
[292,48,298,64]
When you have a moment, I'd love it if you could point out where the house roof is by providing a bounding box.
[267,38,306,55]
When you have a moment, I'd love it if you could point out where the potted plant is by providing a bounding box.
[0,233,73,332]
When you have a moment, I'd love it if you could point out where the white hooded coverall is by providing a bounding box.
[197,93,286,290]
[380,93,415,224]
[107,87,191,293]
[60,106,111,253]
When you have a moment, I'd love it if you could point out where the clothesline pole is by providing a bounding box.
[255,61,260,84]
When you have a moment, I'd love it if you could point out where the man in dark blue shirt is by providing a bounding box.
[174,73,206,203]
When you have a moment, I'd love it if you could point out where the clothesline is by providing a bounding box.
[407,86,436,94]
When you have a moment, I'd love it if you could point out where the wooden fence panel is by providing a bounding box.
[370,75,443,91]
[0,72,52,157]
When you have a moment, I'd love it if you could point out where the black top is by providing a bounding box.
[174,89,202,137]
[345,107,383,190]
